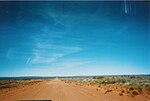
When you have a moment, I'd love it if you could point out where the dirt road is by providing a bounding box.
[0,78,149,101]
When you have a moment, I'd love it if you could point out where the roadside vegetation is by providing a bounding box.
[94,76,150,97]
[62,75,150,97]
[0,79,43,93]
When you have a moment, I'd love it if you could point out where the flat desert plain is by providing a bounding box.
[0,77,150,101]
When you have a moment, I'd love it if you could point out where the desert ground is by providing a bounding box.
[0,76,150,101]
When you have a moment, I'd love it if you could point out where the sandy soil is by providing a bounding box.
[0,78,149,101]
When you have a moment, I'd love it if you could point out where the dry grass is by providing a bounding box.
[0,79,42,92]
[61,75,150,97]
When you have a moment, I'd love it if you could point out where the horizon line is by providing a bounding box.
[0,74,150,78]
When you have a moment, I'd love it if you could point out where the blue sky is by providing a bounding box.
[0,1,149,76]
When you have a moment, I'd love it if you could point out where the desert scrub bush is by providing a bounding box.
[128,82,144,93]
[126,82,147,96]
[65,81,72,83]
[128,82,137,89]
[119,92,123,96]
[137,84,143,93]
[121,89,125,93]
[113,77,125,84]
[129,76,136,79]
[118,89,125,96]
[93,76,104,79]
[130,90,139,97]
[145,84,150,91]
[0,79,28,85]
[104,89,112,94]
[96,79,107,84]
[0,79,41,90]
[95,77,126,84]
[144,84,150,93]
[129,86,134,91]
[0,85,11,89]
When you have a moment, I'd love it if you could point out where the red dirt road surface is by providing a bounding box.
[0,78,149,101]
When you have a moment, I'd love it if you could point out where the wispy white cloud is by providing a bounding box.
[6,48,15,58]
[26,58,31,64]
[52,58,92,69]
[36,42,52,49]
[6,48,32,59]
[27,11,84,65]
[30,35,83,65]
[31,50,65,64]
